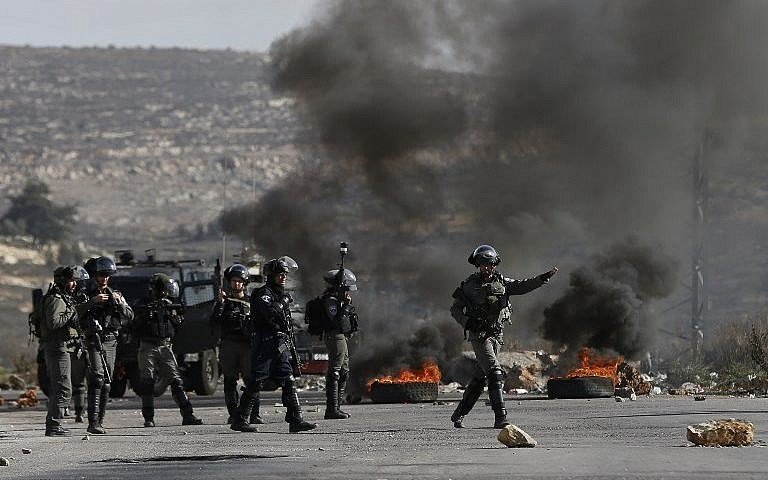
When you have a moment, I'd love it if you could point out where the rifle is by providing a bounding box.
[214,258,223,301]
[90,329,112,385]
[335,242,348,294]
[278,295,301,377]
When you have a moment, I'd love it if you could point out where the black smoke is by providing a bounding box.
[220,1,768,386]
[542,238,678,360]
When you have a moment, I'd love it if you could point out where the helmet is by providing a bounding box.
[468,245,501,267]
[72,265,90,281]
[53,266,76,285]
[94,256,117,276]
[323,269,358,291]
[150,273,180,299]
[224,263,250,284]
[262,256,299,277]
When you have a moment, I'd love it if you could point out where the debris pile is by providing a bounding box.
[615,362,652,395]
[686,419,755,447]
[16,388,38,408]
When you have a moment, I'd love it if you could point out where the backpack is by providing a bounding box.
[304,297,326,336]
[28,288,45,341]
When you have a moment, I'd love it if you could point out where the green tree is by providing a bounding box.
[0,179,77,244]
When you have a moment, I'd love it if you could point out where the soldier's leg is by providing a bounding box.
[230,380,260,432]
[480,338,509,428]
[283,378,317,432]
[97,337,117,428]
[44,346,71,436]
[138,341,157,426]
[70,352,87,423]
[220,341,239,423]
[237,342,263,425]
[162,345,202,425]
[337,337,351,417]
[451,336,501,428]
[450,375,486,428]
[324,334,346,419]
[86,344,106,434]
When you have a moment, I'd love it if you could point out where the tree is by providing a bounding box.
[0,179,77,244]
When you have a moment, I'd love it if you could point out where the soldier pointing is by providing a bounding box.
[450,245,557,429]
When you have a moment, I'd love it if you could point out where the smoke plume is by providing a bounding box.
[220,1,768,386]
[541,237,678,360]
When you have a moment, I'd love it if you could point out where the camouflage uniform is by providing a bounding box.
[450,260,553,428]
[41,285,80,436]
[136,292,202,427]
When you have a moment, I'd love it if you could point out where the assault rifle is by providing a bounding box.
[278,295,301,377]
[91,329,112,385]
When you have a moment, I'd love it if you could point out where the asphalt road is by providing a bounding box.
[1,389,767,479]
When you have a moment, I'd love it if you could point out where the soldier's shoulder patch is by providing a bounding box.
[260,294,271,304]
[328,304,338,316]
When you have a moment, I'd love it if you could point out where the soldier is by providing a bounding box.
[211,263,261,425]
[69,265,91,423]
[231,256,317,433]
[81,256,134,434]
[41,266,85,436]
[450,245,557,429]
[136,273,203,427]
[318,268,359,420]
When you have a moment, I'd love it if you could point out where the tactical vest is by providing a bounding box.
[220,297,250,338]
[141,300,181,340]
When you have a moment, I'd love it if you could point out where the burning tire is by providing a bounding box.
[546,376,614,399]
[369,381,438,403]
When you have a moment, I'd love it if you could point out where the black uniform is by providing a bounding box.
[230,278,315,432]
[135,297,201,426]
[211,296,260,424]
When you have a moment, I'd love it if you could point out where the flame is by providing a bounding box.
[366,361,442,391]
[564,347,622,384]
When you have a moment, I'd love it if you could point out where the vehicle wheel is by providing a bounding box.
[37,351,50,397]
[109,375,128,398]
[546,376,615,399]
[192,350,219,396]
[128,365,167,397]
[154,373,169,397]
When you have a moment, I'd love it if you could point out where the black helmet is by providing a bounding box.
[468,244,501,267]
[93,256,117,276]
[263,256,299,277]
[323,269,358,291]
[150,273,180,299]
[53,266,76,285]
[224,263,250,284]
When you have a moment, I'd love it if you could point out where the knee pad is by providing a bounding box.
[488,368,504,389]
[170,378,184,394]
[90,374,105,390]
[326,369,341,381]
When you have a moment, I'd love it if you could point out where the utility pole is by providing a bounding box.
[691,130,710,357]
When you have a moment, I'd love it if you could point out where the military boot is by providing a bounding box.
[488,370,510,429]
[141,379,155,427]
[230,387,258,432]
[337,369,351,418]
[283,380,317,433]
[86,386,106,434]
[97,384,110,430]
[45,415,70,437]
[450,376,485,428]
[224,384,239,424]
[248,389,265,425]
[74,406,84,424]
[324,373,347,420]
[171,385,203,425]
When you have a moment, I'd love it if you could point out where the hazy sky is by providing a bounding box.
[0,0,320,52]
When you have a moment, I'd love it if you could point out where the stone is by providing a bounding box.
[614,387,635,398]
[21,449,30,454]
[686,419,755,447]
[0,457,8,466]
[497,424,537,448]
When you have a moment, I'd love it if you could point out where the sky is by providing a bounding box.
[0,0,320,52]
